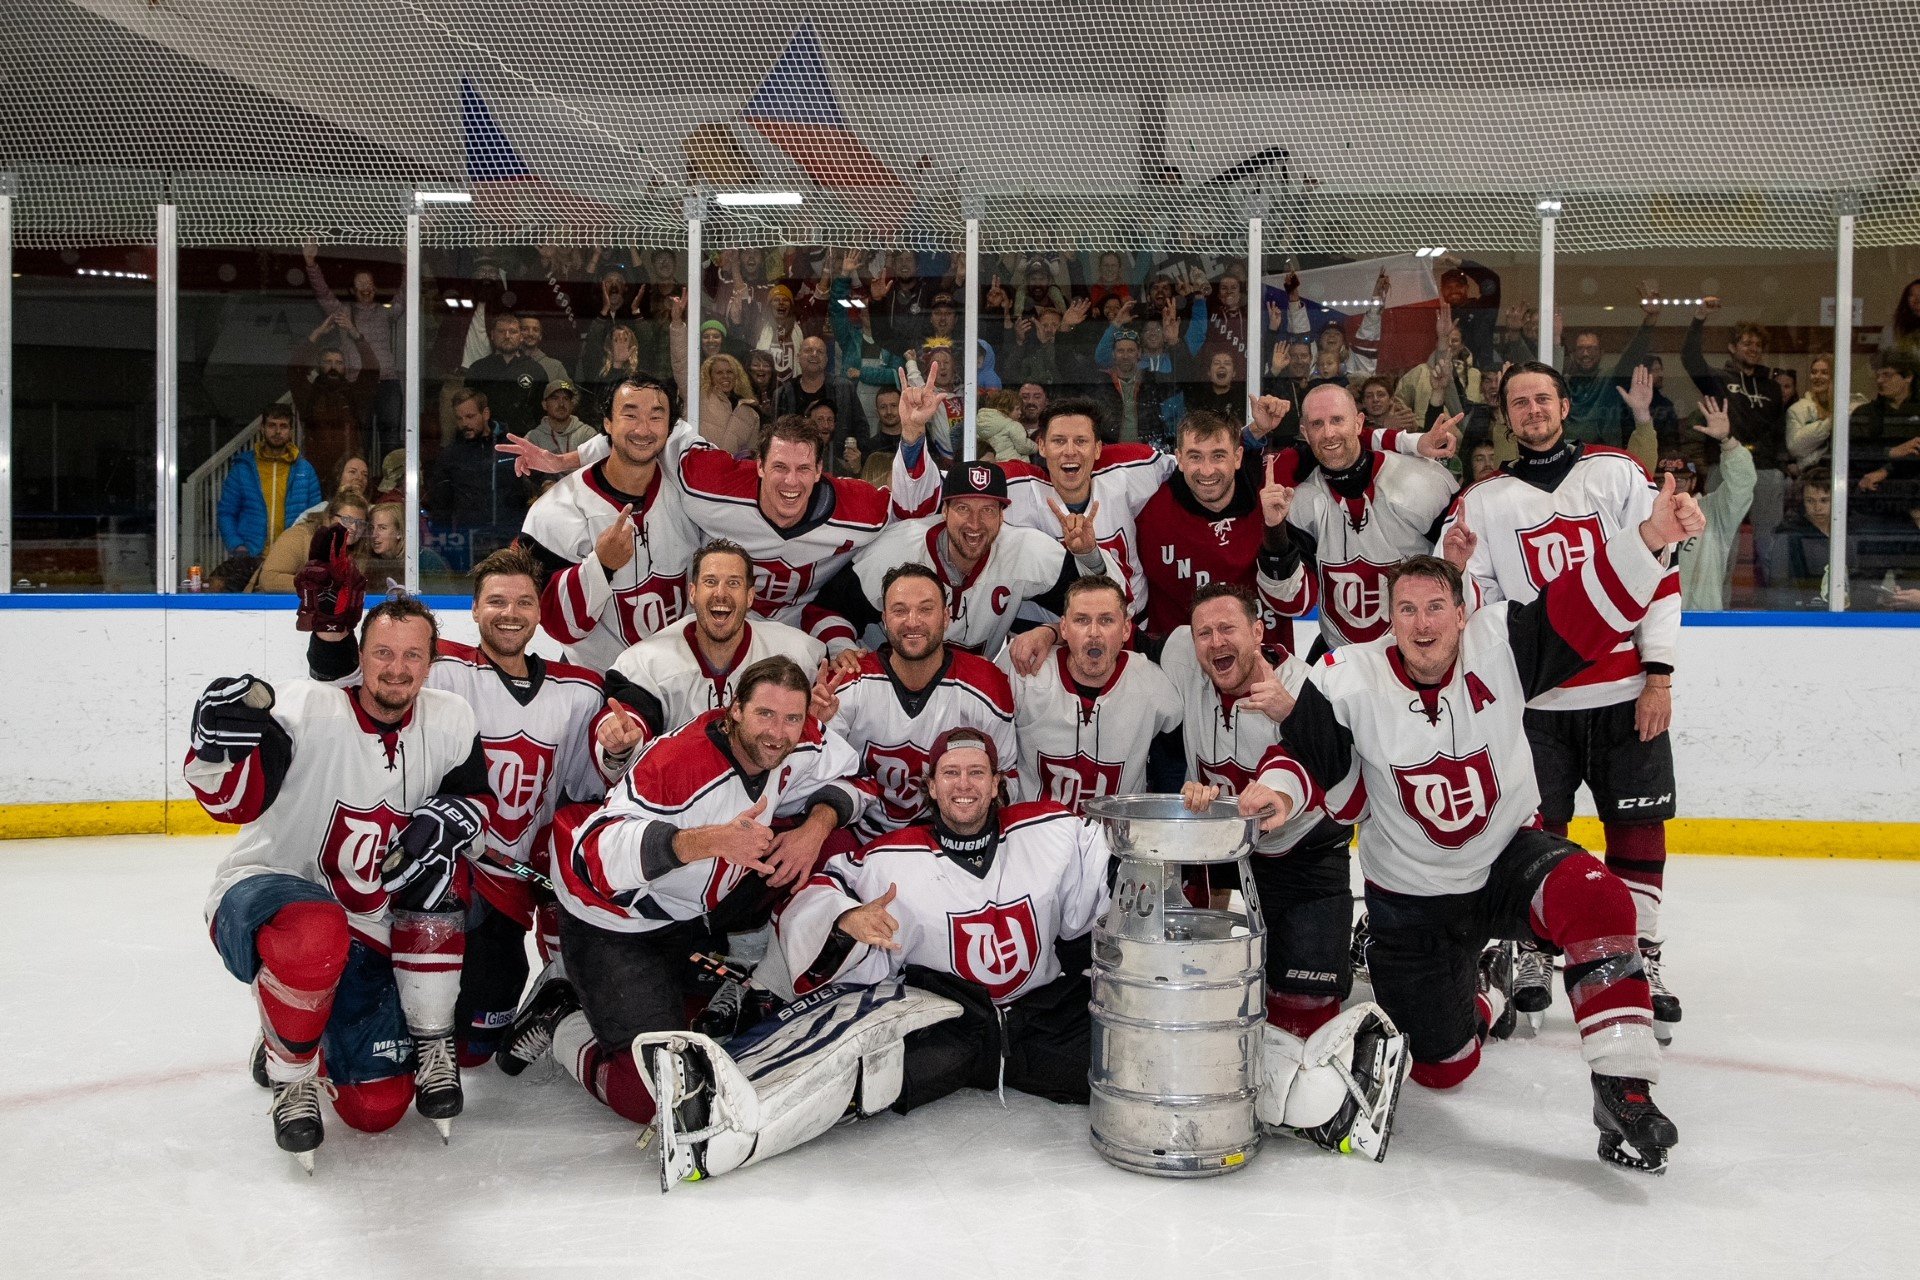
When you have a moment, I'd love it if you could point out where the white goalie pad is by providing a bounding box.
[632,981,963,1189]
[1255,1001,1410,1162]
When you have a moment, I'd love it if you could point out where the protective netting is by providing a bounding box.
[3,0,1918,252]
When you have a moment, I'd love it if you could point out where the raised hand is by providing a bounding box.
[1616,364,1657,423]
[1694,295,1721,321]
[810,660,843,724]
[1639,473,1707,549]
[1243,665,1297,725]
[837,883,903,950]
[1888,436,1920,460]
[1248,394,1292,439]
[1442,511,1478,569]
[688,795,775,873]
[1259,477,1294,529]
[1693,395,1733,442]
[1063,297,1091,328]
[294,522,366,636]
[1422,412,1466,461]
[1180,781,1222,813]
[1267,299,1284,332]
[190,675,276,763]
[594,503,638,572]
[985,274,1010,312]
[496,432,573,477]
[1048,497,1101,556]
[596,701,646,760]
[1235,781,1295,833]
[869,271,895,303]
[895,369,942,441]
[1640,279,1662,319]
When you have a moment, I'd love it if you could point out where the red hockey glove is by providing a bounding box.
[294,523,367,635]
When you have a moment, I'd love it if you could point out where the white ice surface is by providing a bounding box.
[2,836,1916,1279]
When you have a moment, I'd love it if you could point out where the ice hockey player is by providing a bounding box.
[999,574,1182,811]
[302,543,633,1068]
[606,538,827,736]
[1277,481,1705,1173]
[1438,360,1685,1038]
[630,727,1110,1190]
[851,460,1125,660]
[813,563,1020,838]
[186,598,492,1169]
[518,377,703,668]
[529,657,873,1127]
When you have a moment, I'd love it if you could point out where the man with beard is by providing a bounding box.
[187,599,491,1168]
[529,658,872,1129]
[462,310,551,435]
[607,539,827,736]
[1560,288,1661,448]
[518,377,703,669]
[306,547,634,1072]
[219,403,323,561]
[430,390,532,571]
[289,314,380,479]
[1000,575,1182,812]
[814,564,1020,839]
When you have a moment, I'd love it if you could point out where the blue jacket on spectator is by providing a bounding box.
[219,444,322,557]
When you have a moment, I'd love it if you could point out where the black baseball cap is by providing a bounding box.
[941,461,1010,506]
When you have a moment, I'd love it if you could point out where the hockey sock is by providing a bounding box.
[1410,1033,1481,1090]
[253,900,350,1083]
[1601,822,1666,943]
[1265,992,1341,1039]
[553,1011,657,1125]
[1544,820,1570,839]
[535,902,562,967]
[1530,853,1660,1082]
[391,906,466,1040]
[331,1074,414,1133]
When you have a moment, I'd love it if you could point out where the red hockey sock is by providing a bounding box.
[253,900,350,1074]
[1543,820,1570,839]
[332,1074,414,1133]
[1530,854,1656,1070]
[1410,1034,1481,1090]
[579,1040,657,1125]
[534,902,561,967]
[1602,822,1666,941]
[1265,992,1340,1038]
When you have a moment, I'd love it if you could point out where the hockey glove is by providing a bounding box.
[381,795,484,912]
[189,675,277,764]
[294,523,367,635]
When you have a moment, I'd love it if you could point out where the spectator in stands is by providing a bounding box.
[1185,350,1244,422]
[853,384,907,478]
[525,381,598,460]
[1193,271,1251,379]
[746,350,780,429]
[1436,256,1504,371]
[1466,361,1504,453]
[1396,311,1483,426]
[1639,356,1684,448]
[363,501,444,589]
[289,313,378,480]
[1094,329,1176,446]
[1879,279,1920,370]
[1467,438,1500,483]
[1683,296,1789,581]
[1852,356,1920,518]
[698,354,764,457]
[1358,375,1417,433]
[250,489,368,594]
[1661,395,1755,611]
[1264,338,1314,441]
[1088,252,1133,311]
[1786,354,1844,469]
[303,246,402,450]
[429,389,529,570]
[1017,381,1049,442]
[975,388,1036,462]
[1004,307,1074,391]
[462,310,548,435]
[1563,290,1660,447]
[754,284,804,381]
[1770,466,1839,604]
[1014,261,1068,318]
[584,323,645,424]
[517,316,570,384]
[373,449,405,505]
[776,334,869,442]
[327,454,370,507]
[217,404,321,561]
[1773,367,1799,412]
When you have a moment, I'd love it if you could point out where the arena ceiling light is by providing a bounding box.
[714,192,803,207]
[1536,198,1564,214]
[1414,246,1448,258]
[413,190,473,205]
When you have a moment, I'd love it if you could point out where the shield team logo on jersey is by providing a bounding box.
[612,574,686,644]
[483,732,558,846]
[1323,557,1396,641]
[1392,749,1500,849]
[1036,752,1123,810]
[1198,757,1256,794]
[949,896,1040,1001]
[753,559,817,608]
[1096,531,1135,583]
[317,801,409,913]
[865,740,932,820]
[1516,513,1606,592]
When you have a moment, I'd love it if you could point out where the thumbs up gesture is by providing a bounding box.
[1640,472,1706,550]
[836,883,903,950]
[678,795,775,874]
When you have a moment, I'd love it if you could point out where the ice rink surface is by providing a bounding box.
[2,836,1915,1280]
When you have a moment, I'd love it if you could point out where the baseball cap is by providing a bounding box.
[931,292,956,309]
[927,726,1000,774]
[941,460,1010,507]
[544,379,578,398]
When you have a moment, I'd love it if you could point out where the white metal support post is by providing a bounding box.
[156,202,178,594]
[1537,198,1561,361]
[1246,215,1263,402]
[685,197,705,439]
[404,204,422,594]
[0,175,14,594]
[963,206,981,460]
[1830,202,1857,610]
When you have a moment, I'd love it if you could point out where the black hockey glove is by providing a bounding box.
[189,676,277,764]
[381,795,484,913]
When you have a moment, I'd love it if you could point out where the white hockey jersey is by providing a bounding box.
[1283,526,1667,895]
[852,517,1123,657]
[825,647,1021,838]
[1002,446,1177,611]
[553,708,874,934]
[190,682,488,948]
[1000,646,1183,812]
[777,801,1111,1005]
[1440,442,1680,710]
[520,453,703,670]
[608,618,825,735]
[1274,447,1458,647]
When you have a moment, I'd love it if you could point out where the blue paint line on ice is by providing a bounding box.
[0,594,472,610]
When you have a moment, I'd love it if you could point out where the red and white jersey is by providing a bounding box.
[553,708,874,934]
[609,618,825,734]
[852,517,1123,657]
[1284,526,1668,895]
[1000,646,1182,812]
[190,683,486,948]
[778,801,1111,1005]
[825,647,1021,838]
[1440,442,1679,710]
[999,446,1177,610]
[1135,475,1309,640]
[520,457,702,670]
[1276,449,1457,647]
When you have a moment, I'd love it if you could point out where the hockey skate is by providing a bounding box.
[1512,941,1555,1033]
[1294,1008,1411,1162]
[249,1035,271,1089]
[412,1034,462,1142]
[268,1074,335,1175]
[1349,912,1373,988]
[635,1039,714,1194]
[1592,1073,1677,1174]
[1477,941,1518,1040]
[494,963,580,1078]
[1641,941,1681,1045]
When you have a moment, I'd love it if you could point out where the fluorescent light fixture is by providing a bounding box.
[1642,297,1706,307]
[714,191,803,207]
[1536,198,1563,214]
[415,190,473,205]
[77,267,152,280]
[1414,247,1448,258]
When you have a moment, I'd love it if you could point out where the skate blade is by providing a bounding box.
[432,1116,453,1144]
[1522,1011,1543,1036]
[295,1149,315,1176]
[1598,1134,1669,1175]
[1654,1023,1674,1047]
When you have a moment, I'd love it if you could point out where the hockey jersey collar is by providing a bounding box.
[583,456,663,513]
[878,643,957,719]
[1168,467,1258,521]
[1386,645,1453,725]
[1319,449,1380,529]
[471,645,547,706]
[1055,645,1129,723]
[345,686,415,766]
[1508,437,1583,493]
[934,804,1002,878]
[685,618,755,687]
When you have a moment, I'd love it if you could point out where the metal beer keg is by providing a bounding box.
[1083,795,1266,1177]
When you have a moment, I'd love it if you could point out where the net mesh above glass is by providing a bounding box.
[4,0,1917,251]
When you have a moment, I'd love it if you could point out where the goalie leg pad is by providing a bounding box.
[631,981,963,1186]
[1256,1001,1410,1163]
